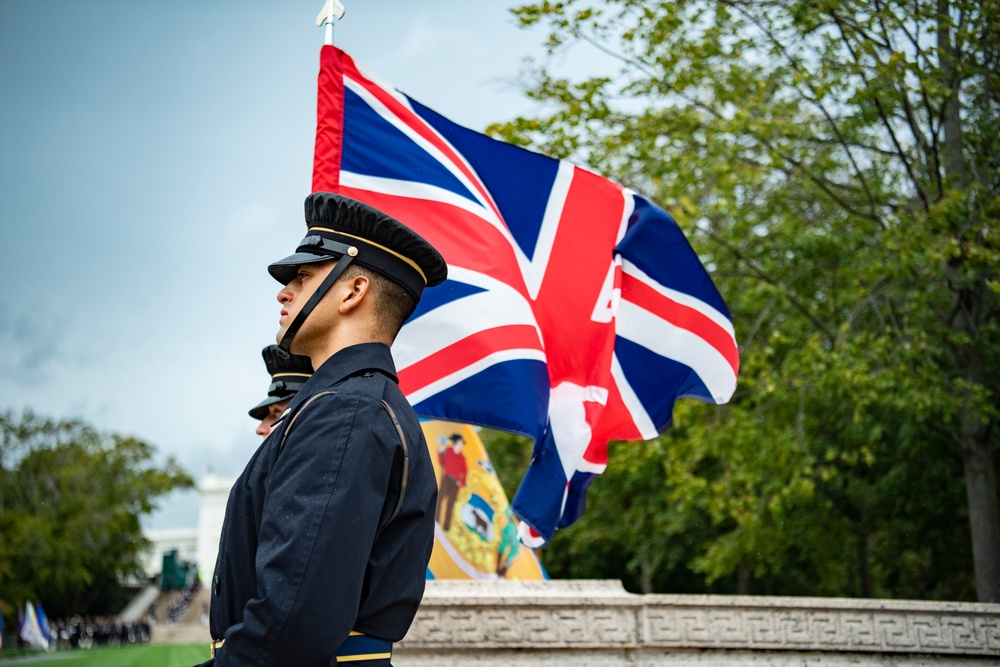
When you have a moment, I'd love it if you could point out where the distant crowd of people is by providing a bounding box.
[6,578,209,653]
[163,576,202,624]
[24,615,152,650]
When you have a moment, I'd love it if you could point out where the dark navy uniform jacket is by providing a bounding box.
[200,343,436,666]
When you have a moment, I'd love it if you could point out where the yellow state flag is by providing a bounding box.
[422,420,546,580]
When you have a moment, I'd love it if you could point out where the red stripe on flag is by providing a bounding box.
[622,275,740,375]
[533,167,622,382]
[398,324,543,396]
[590,380,645,446]
[339,185,529,296]
[334,51,503,221]
[313,45,345,193]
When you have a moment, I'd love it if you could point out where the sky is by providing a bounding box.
[0,0,610,529]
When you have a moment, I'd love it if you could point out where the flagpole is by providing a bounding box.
[312,0,346,193]
[316,0,346,45]
[324,0,334,46]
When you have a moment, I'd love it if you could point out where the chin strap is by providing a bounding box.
[277,253,355,358]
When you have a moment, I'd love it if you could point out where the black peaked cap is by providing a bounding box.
[248,345,314,420]
[268,193,448,301]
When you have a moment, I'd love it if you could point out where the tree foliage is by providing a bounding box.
[491,0,1000,600]
[0,410,193,619]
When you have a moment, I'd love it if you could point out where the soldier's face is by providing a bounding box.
[276,260,336,349]
[256,401,289,438]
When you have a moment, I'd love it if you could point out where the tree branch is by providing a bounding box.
[872,0,944,197]
[574,27,888,224]
[830,10,932,212]
[739,296,780,351]
[699,223,838,343]
[722,0,882,221]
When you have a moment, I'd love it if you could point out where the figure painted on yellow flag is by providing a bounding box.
[422,421,547,580]
[435,433,466,531]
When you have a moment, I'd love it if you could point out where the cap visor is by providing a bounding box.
[248,394,291,420]
[267,252,336,284]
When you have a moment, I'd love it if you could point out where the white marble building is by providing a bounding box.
[194,473,236,581]
[141,528,199,578]
[142,474,235,582]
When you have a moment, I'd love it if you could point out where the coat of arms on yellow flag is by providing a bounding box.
[421,421,546,580]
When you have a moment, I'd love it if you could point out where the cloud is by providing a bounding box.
[0,303,76,385]
[381,11,481,66]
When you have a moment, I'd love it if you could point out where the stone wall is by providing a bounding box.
[395,580,1000,666]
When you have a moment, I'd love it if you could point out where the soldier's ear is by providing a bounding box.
[339,274,371,314]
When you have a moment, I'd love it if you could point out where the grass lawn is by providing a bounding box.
[0,644,209,666]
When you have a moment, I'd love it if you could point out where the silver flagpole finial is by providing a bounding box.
[316,0,346,45]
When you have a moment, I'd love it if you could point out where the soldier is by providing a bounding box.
[202,193,447,666]
[248,345,313,438]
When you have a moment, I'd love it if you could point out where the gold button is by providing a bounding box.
[348,246,358,257]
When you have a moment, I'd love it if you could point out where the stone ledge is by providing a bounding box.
[398,580,1000,658]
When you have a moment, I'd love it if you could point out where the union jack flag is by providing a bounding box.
[312,46,739,546]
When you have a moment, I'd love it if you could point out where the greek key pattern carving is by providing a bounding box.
[640,606,1000,655]
[400,582,1000,657]
[404,606,636,647]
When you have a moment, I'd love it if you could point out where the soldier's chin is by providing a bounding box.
[275,326,297,349]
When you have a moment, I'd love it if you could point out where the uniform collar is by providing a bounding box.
[312,341,398,386]
[275,342,398,423]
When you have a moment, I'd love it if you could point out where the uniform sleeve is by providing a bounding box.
[214,390,395,666]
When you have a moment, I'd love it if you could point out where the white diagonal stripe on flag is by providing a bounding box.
[618,299,738,403]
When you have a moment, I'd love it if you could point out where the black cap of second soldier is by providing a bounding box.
[248,345,313,420]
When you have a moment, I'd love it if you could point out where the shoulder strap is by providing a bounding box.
[379,400,410,526]
[276,391,410,527]
[277,391,334,456]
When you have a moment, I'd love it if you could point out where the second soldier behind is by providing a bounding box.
[248,345,313,438]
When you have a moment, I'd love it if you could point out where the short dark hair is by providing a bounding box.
[339,265,416,338]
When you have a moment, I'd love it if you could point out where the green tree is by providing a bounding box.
[0,410,193,618]
[493,0,999,600]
